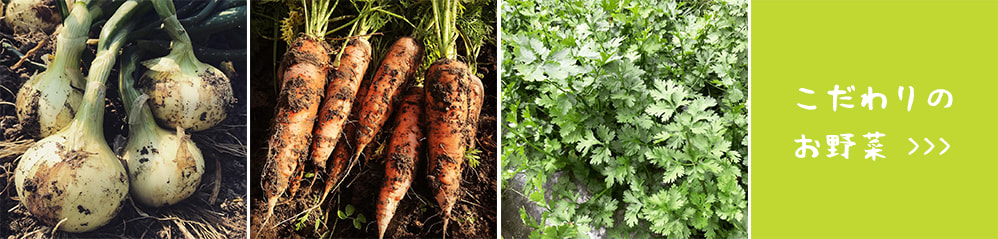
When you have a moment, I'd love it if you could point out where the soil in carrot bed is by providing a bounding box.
[247,12,498,238]
[0,4,249,238]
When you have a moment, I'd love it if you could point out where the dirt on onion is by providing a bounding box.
[0,8,248,237]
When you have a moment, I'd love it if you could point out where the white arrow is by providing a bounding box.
[908,138,919,155]
[939,138,949,155]
[923,138,934,155]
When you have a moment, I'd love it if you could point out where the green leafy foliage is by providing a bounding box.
[337,204,368,230]
[501,0,747,237]
[467,147,483,168]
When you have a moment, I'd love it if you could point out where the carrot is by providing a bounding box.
[416,0,491,236]
[286,38,372,199]
[375,86,424,239]
[464,69,484,149]
[314,71,369,205]
[309,38,371,171]
[313,80,369,204]
[311,0,402,209]
[305,63,371,205]
[259,0,336,230]
[318,125,354,204]
[260,35,331,228]
[424,58,484,237]
[352,37,423,164]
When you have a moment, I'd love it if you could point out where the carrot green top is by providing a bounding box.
[302,0,335,40]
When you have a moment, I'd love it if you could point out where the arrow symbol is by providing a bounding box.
[908,138,919,155]
[939,138,949,155]
[923,138,934,155]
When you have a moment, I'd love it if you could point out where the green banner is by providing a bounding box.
[751,0,998,237]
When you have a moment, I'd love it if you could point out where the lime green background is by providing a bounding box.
[752,0,998,238]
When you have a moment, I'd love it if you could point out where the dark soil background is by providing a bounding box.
[248,1,498,238]
[0,1,248,238]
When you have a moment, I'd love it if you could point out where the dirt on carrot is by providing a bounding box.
[424,58,485,238]
[260,35,331,228]
[249,37,497,239]
[376,86,424,239]
[352,37,423,165]
[310,38,372,172]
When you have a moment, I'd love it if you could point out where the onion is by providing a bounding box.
[14,61,84,138]
[139,51,233,131]
[138,0,233,131]
[14,69,128,233]
[120,51,204,207]
[14,0,93,138]
[3,0,64,34]
[14,0,140,232]
[14,121,129,232]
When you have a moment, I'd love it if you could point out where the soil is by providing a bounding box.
[247,5,498,238]
[0,3,248,238]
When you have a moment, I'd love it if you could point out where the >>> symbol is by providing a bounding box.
[908,137,949,156]
[923,138,934,155]
[938,138,949,155]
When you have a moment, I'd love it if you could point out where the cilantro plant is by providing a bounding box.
[501,0,748,238]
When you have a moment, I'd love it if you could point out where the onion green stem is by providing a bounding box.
[151,0,210,73]
[118,49,139,108]
[153,0,193,48]
[134,40,245,63]
[69,29,127,146]
[56,0,70,22]
[49,0,105,87]
[186,6,245,35]
[133,2,231,42]
[179,0,218,25]
[175,0,204,17]
[218,0,241,10]
[118,49,157,133]
[68,0,143,146]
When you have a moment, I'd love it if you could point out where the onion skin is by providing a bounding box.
[14,127,128,233]
[14,14,131,231]
[3,0,62,34]
[139,57,234,131]
[122,125,204,207]
[138,3,235,132]
[14,0,92,138]
[12,0,138,232]
[120,50,205,207]
[15,69,84,138]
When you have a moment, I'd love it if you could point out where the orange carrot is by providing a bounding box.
[290,49,374,199]
[424,58,484,237]
[312,69,368,207]
[318,125,354,204]
[286,38,374,199]
[306,68,371,204]
[260,36,331,228]
[314,80,367,204]
[315,37,421,205]
[464,69,484,150]
[351,37,422,163]
[376,86,424,239]
[310,38,371,171]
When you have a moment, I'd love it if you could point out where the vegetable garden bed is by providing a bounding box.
[0,0,247,237]
[501,0,748,238]
[248,0,497,238]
